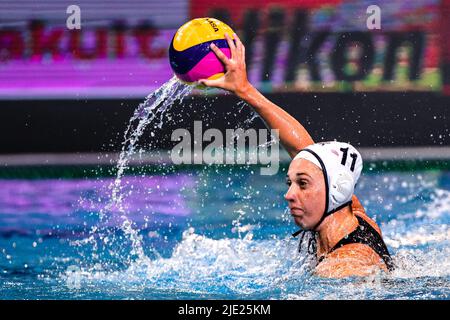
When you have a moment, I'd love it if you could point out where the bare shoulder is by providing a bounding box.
[314,243,387,278]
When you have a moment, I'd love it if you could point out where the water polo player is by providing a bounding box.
[198,33,395,278]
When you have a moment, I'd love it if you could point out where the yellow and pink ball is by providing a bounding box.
[169,18,235,83]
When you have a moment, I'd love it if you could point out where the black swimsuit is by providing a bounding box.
[296,215,395,271]
[318,215,395,271]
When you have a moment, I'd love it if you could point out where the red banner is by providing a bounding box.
[191,0,341,24]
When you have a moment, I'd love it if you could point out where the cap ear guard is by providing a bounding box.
[329,170,355,204]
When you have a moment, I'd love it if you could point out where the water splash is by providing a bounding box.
[109,77,192,217]
[63,228,312,297]
[74,76,192,264]
[110,77,192,261]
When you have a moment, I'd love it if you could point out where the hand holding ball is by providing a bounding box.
[169,18,235,83]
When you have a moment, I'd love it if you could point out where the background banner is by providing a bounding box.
[0,0,445,99]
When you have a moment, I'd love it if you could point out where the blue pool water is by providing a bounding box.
[0,165,449,299]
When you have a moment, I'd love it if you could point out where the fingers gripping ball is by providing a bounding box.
[169,18,235,83]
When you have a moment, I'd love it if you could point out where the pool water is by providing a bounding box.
[0,165,449,299]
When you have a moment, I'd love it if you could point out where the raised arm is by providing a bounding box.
[198,33,314,158]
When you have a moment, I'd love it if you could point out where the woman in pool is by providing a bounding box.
[198,33,394,278]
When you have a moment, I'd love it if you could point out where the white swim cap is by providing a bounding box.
[293,141,363,229]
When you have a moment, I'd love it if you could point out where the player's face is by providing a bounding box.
[285,159,326,230]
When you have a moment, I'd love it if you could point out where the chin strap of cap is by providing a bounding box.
[293,229,317,255]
